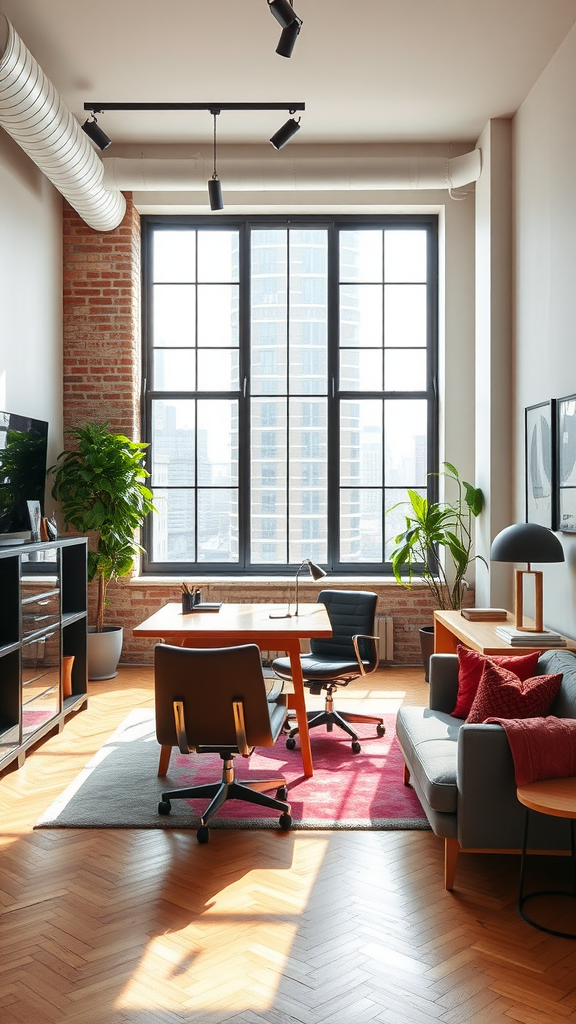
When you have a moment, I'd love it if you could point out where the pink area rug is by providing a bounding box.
[169,712,427,828]
[35,709,429,830]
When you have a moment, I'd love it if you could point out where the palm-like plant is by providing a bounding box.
[50,423,156,632]
[389,462,485,610]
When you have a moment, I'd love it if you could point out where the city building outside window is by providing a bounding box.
[142,215,438,574]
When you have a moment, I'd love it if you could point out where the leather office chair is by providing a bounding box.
[272,590,385,753]
[154,642,292,843]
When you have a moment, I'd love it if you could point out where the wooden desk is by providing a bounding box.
[133,602,333,778]
[516,777,576,938]
[434,610,576,657]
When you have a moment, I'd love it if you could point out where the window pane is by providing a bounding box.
[197,231,239,282]
[385,350,426,391]
[340,349,383,391]
[384,230,427,282]
[251,399,287,562]
[151,488,195,562]
[384,487,426,560]
[198,400,238,486]
[198,490,238,561]
[340,489,382,562]
[153,285,195,347]
[340,400,382,486]
[197,349,239,391]
[340,230,382,282]
[251,231,287,396]
[154,350,195,391]
[198,285,239,347]
[340,285,382,347]
[384,284,427,346]
[289,321,327,395]
[385,399,427,486]
[151,400,195,486]
[289,230,328,396]
[153,230,195,282]
[289,397,327,564]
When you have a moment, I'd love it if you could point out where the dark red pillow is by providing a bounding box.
[465,661,562,724]
[451,645,540,719]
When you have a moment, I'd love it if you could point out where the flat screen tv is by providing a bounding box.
[0,411,49,544]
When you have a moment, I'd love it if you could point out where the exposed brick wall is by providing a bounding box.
[62,195,474,668]
[63,194,140,438]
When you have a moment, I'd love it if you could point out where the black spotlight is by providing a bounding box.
[208,177,223,211]
[276,17,302,57]
[268,0,297,28]
[81,114,112,151]
[270,116,301,150]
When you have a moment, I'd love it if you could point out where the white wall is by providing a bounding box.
[0,130,63,470]
[514,22,576,634]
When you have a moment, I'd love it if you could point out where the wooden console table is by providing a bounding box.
[434,610,576,656]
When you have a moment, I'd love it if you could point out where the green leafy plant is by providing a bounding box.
[50,423,155,632]
[389,462,485,610]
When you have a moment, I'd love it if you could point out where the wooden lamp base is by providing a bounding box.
[514,567,543,632]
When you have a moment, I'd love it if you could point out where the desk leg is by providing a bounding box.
[434,617,458,654]
[284,639,313,778]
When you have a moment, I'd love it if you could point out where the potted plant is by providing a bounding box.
[389,462,485,678]
[50,423,155,680]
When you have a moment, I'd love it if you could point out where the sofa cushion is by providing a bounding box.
[396,706,462,814]
[451,646,540,718]
[466,662,562,723]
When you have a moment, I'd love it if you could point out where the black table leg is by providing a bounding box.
[518,808,576,940]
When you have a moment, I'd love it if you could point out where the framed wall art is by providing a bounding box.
[557,393,576,532]
[525,400,555,527]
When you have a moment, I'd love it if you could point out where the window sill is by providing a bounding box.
[129,574,407,587]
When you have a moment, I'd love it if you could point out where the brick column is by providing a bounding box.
[63,192,140,439]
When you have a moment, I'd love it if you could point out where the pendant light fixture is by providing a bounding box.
[268,0,303,57]
[208,109,223,211]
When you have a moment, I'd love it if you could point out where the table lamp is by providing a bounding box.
[269,558,327,618]
[490,523,564,632]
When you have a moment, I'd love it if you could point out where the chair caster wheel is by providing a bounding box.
[376,724,386,737]
[158,799,171,815]
[279,812,293,831]
[276,786,288,801]
[197,825,209,844]
[351,740,361,754]
[286,737,296,750]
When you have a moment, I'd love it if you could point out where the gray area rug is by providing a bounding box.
[35,708,430,831]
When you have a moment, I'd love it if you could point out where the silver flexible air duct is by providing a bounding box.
[102,147,482,193]
[0,14,125,231]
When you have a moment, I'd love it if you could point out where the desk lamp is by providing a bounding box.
[490,522,564,632]
[270,558,326,618]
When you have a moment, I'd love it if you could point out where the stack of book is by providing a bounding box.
[461,608,508,622]
[494,624,567,647]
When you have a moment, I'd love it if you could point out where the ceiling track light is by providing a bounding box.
[81,111,112,150]
[267,0,302,57]
[276,17,302,58]
[208,109,223,211]
[270,113,301,149]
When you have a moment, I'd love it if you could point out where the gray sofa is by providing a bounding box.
[396,648,576,889]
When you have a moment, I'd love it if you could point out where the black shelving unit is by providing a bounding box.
[0,537,88,771]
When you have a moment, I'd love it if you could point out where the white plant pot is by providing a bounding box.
[87,626,123,680]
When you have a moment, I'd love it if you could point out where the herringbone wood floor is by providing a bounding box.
[1,665,576,1023]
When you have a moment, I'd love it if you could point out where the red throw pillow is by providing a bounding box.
[451,646,540,719]
[465,661,562,724]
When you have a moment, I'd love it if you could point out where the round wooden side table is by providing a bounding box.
[516,777,576,940]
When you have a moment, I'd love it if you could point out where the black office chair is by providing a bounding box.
[154,642,293,843]
[272,590,385,754]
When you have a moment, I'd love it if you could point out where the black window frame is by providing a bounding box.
[141,213,438,576]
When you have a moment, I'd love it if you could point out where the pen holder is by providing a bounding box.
[182,592,195,614]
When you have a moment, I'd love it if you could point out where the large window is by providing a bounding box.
[142,215,438,574]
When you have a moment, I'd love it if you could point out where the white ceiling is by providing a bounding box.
[1,0,576,148]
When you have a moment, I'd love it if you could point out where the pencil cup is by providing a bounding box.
[182,592,195,613]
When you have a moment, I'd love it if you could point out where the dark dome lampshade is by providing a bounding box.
[490,522,564,633]
[490,523,564,564]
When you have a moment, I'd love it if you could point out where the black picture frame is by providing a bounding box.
[556,393,576,532]
[525,400,555,527]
